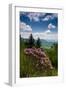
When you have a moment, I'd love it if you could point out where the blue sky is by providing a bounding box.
[20,12,58,41]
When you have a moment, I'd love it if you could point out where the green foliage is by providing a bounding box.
[28,34,35,48]
[36,37,41,48]
[20,35,58,77]
[52,43,58,69]
[45,43,58,69]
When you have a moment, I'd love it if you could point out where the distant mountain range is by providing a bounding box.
[21,37,58,49]
[41,39,58,49]
[41,39,58,43]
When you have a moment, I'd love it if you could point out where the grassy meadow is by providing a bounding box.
[20,35,58,78]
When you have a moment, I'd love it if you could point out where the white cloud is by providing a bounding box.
[27,12,46,22]
[26,25,32,31]
[20,32,32,39]
[20,30,57,41]
[32,31,57,41]
[42,17,49,21]
[42,15,52,21]
[44,29,51,34]
[48,23,56,29]
[20,12,58,22]
[42,13,58,21]
[32,16,39,21]
[20,22,32,38]
[20,22,32,32]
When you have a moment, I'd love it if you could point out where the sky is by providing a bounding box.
[20,12,58,41]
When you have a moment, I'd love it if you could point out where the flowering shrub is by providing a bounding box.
[24,47,53,70]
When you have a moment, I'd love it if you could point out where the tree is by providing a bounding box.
[20,35,22,46]
[36,37,41,48]
[28,34,35,48]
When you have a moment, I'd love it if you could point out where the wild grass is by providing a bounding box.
[20,38,58,78]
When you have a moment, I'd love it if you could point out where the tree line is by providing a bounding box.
[20,34,41,48]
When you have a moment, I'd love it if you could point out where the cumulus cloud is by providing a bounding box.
[20,29,57,41]
[48,23,56,29]
[44,29,51,34]
[20,22,32,38]
[20,22,57,41]
[20,32,32,39]
[20,22,32,32]
[27,13,39,21]
[20,12,58,22]
[28,12,45,21]
[33,32,57,41]
[42,13,58,21]
[27,12,46,22]
[42,15,52,21]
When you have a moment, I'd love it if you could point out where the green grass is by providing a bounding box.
[20,39,58,78]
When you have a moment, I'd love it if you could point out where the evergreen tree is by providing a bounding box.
[36,37,41,48]
[28,34,35,48]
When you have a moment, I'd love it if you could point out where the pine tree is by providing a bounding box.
[28,34,35,48]
[36,37,41,48]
